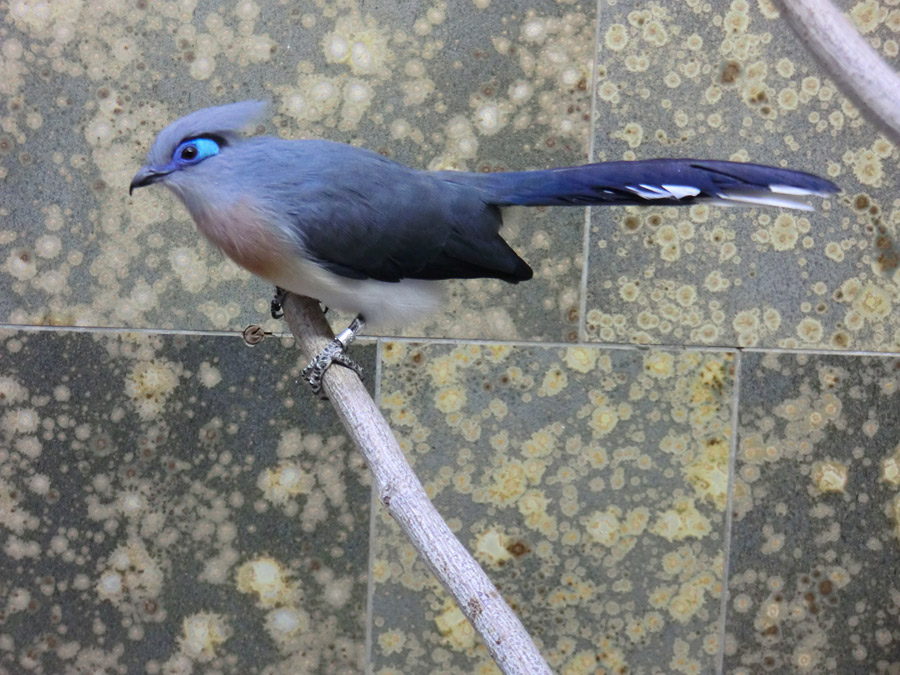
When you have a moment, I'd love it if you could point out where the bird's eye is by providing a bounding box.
[173,137,221,166]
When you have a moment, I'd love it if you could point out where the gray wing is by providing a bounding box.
[246,139,533,283]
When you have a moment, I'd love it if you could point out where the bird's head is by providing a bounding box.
[130,100,267,196]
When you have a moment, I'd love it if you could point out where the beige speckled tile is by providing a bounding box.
[1,0,598,341]
[588,0,899,351]
[0,328,373,673]
[372,341,734,673]
[726,351,900,673]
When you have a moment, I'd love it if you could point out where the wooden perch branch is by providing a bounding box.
[778,0,900,146]
[281,293,552,675]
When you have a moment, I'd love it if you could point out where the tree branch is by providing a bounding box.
[778,0,900,147]
[281,293,552,675]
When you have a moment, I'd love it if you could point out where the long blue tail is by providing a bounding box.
[438,159,839,211]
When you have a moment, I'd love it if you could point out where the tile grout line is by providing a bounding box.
[363,340,385,674]
[744,346,900,357]
[366,336,759,353]
[577,0,605,344]
[716,348,743,674]
[0,323,243,338]
[4,323,900,358]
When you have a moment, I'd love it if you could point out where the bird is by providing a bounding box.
[130,100,838,392]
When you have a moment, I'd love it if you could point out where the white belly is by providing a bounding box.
[270,253,445,328]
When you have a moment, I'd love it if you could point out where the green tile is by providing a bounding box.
[1,0,598,341]
[0,329,372,673]
[373,341,734,672]
[727,351,900,673]
[588,0,898,351]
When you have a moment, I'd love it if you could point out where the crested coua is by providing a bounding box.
[131,100,838,391]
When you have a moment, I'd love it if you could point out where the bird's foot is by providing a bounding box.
[302,341,364,396]
[301,316,366,397]
[270,286,287,319]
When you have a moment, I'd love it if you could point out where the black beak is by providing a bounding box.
[129,167,168,195]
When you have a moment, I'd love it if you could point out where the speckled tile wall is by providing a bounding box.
[727,351,900,674]
[1,0,898,673]
[586,1,898,352]
[0,329,374,673]
[373,343,734,673]
[1,0,594,341]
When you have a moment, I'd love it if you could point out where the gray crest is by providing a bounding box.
[144,100,267,167]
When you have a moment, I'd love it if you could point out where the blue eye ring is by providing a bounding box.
[173,137,221,165]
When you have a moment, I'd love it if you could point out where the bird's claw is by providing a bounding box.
[302,339,364,397]
[270,286,287,319]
